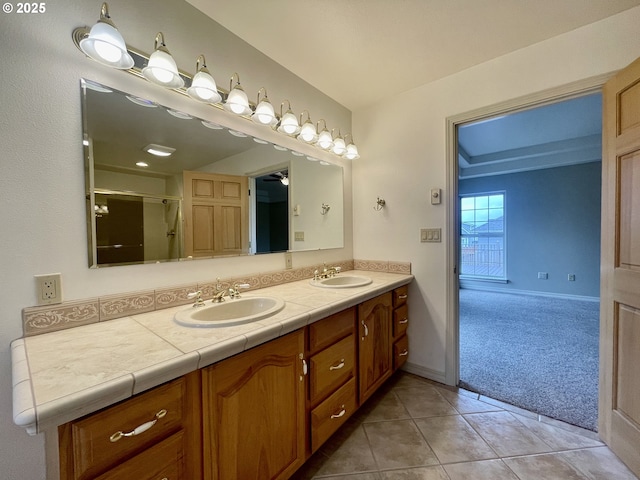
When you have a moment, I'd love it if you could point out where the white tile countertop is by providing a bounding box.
[12,270,412,435]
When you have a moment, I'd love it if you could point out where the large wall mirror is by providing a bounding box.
[82,79,344,267]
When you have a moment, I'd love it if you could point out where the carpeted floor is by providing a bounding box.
[459,288,599,431]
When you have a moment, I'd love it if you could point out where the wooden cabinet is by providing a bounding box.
[358,292,393,404]
[202,330,306,480]
[392,285,410,371]
[307,308,357,453]
[58,371,201,480]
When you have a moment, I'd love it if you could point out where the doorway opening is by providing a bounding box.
[455,93,602,431]
[254,169,289,253]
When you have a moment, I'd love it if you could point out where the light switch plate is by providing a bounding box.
[294,231,304,241]
[420,228,441,243]
[430,188,441,205]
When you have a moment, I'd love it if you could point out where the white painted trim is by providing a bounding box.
[459,284,600,303]
[401,362,447,384]
[445,72,613,388]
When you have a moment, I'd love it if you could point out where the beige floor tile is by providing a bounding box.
[558,446,639,480]
[512,413,603,450]
[502,453,584,480]
[394,386,458,418]
[311,474,381,480]
[435,387,503,414]
[379,465,450,479]
[314,425,378,477]
[359,391,411,423]
[463,411,552,457]
[443,459,520,480]
[364,420,439,470]
[477,395,539,419]
[414,415,497,464]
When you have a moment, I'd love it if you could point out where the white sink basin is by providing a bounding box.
[174,296,285,327]
[310,275,372,288]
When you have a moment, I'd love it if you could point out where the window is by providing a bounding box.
[460,192,505,279]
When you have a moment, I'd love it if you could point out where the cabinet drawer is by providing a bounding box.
[308,307,355,353]
[65,377,188,480]
[393,285,408,308]
[310,377,357,452]
[95,430,185,480]
[393,304,409,339]
[309,335,356,405]
[393,335,409,371]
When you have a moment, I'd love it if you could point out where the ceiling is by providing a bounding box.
[186,0,640,111]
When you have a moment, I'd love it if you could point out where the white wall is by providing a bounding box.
[352,6,640,382]
[0,1,351,477]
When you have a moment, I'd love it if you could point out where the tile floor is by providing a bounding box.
[292,372,638,480]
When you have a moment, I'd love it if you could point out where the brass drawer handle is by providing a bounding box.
[109,409,167,443]
[361,320,369,340]
[399,349,409,357]
[330,405,346,419]
[399,318,408,324]
[329,359,345,371]
[398,294,408,299]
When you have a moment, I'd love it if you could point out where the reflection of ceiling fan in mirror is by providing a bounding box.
[263,171,289,185]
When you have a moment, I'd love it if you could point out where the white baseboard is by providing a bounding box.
[400,362,448,385]
[459,283,599,303]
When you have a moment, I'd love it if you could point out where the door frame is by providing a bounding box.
[444,72,614,387]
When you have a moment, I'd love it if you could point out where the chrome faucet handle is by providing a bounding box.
[187,291,205,307]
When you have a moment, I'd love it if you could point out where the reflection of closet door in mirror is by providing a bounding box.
[183,171,249,257]
[96,196,144,264]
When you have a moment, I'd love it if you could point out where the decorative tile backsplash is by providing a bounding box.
[22,259,410,337]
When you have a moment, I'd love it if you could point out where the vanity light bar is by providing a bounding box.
[72,2,360,160]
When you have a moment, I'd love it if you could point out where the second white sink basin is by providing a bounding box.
[311,275,372,288]
[174,296,285,327]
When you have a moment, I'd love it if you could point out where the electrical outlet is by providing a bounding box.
[294,231,304,241]
[285,252,293,270]
[568,274,576,281]
[35,273,63,305]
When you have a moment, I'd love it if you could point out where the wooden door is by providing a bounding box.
[202,330,306,480]
[183,171,248,257]
[358,292,393,403]
[600,56,640,476]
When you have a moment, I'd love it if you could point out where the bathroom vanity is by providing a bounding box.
[13,269,412,479]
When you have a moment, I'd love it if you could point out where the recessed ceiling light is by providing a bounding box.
[143,144,175,157]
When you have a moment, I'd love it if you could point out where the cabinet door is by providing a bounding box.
[203,330,306,480]
[358,292,393,403]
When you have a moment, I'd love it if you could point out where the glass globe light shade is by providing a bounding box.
[316,130,334,150]
[79,22,134,69]
[252,100,276,125]
[332,136,346,155]
[142,49,184,88]
[187,70,222,103]
[297,121,318,143]
[278,111,300,135]
[224,87,251,115]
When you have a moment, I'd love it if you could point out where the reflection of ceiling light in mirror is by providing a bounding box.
[253,137,269,144]
[306,156,319,162]
[201,120,222,130]
[280,176,289,186]
[84,79,113,93]
[320,161,331,166]
[125,95,157,107]
[291,151,304,156]
[166,109,192,119]
[143,144,175,157]
[274,145,288,151]
[136,161,149,167]
[229,130,247,137]
[83,139,90,146]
